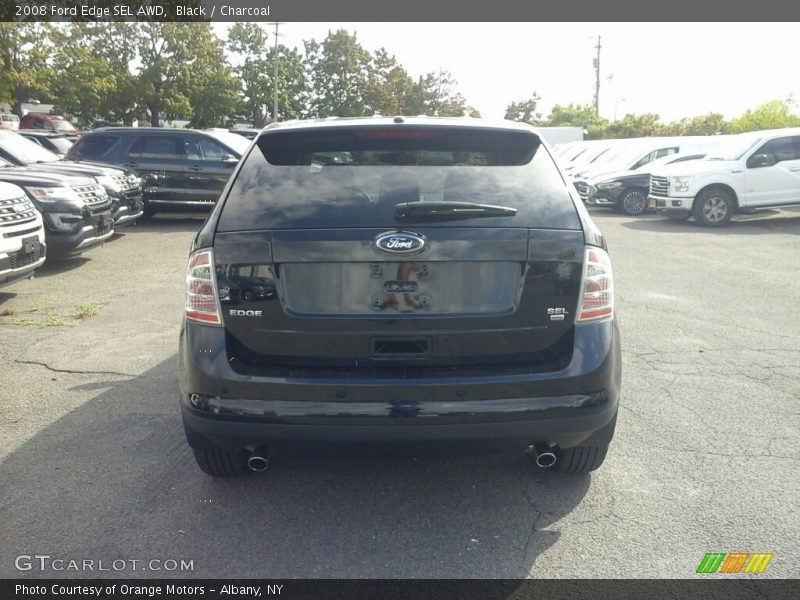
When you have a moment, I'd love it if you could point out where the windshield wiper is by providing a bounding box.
[395,201,517,222]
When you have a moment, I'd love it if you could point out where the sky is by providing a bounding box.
[213,22,800,122]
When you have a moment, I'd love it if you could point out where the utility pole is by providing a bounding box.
[271,22,281,123]
[593,35,601,116]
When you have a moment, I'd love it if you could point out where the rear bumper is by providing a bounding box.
[179,320,622,453]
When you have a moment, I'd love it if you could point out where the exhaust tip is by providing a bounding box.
[528,444,558,468]
[535,452,557,468]
[247,455,269,472]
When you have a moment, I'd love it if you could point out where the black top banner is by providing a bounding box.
[3,0,800,22]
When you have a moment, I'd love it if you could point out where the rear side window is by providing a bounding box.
[70,134,119,159]
[218,126,580,231]
[128,136,180,159]
[185,136,230,161]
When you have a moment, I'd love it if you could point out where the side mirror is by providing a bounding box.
[747,153,777,168]
[221,154,238,164]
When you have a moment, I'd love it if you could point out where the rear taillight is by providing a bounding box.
[576,246,614,322]
[185,249,222,325]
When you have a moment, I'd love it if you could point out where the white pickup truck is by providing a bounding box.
[648,127,800,226]
[0,181,46,287]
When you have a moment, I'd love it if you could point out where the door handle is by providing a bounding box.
[789,167,800,172]
[189,165,203,171]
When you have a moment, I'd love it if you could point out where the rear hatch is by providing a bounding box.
[213,124,585,373]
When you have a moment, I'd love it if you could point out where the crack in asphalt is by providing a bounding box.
[518,465,546,568]
[12,359,136,378]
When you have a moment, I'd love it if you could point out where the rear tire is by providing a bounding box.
[555,443,609,473]
[192,447,250,477]
[692,188,735,227]
[617,188,648,216]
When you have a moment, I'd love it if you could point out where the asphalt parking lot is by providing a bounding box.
[0,209,798,579]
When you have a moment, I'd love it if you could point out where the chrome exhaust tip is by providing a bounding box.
[247,454,269,472]
[528,444,558,468]
[535,451,557,468]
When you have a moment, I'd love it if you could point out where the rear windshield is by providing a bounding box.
[69,134,119,159]
[217,125,580,231]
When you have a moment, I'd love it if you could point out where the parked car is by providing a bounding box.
[0,130,143,227]
[68,127,250,217]
[229,128,259,140]
[20,113,81,140]
[649,128,800,226]
[18,131,74,157]
[583,152,710,215]
[571,137,730,207]
[1,113,20,131]
[0,181,46,287]
[178,117,621,476]
[0,158,113,259]
[92,120,123,129]
[558,141,612,172]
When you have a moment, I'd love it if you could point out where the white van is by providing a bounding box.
[1,113,20,131]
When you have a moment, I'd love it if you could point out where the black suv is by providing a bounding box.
[0,158,114,259]
[67,128,250,217]
[178,118,621,476]
[0,130,143,227]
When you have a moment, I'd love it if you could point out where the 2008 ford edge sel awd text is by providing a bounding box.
[178,117,621,476]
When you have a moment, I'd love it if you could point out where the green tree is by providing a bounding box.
[364,48,415,116]
[728,99,800,133]
[606,113,662,138]
[681,113,728,136]
[48,23,140,125]
[542,103,609,139]
[227,24,308,126]
[405,70,470,117]
[136,23,236,127]
[0,23,53,115]
[304,29,374,117]
[504,92,542,123]
[182,27,239,128]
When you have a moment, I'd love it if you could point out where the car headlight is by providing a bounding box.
[25,186,81,203]
[596,181,622,189]
[669,176,693,193]
[96,175,122,193]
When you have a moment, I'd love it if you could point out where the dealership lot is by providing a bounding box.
[0,209,798,578]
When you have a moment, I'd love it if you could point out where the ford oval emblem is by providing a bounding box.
[374,231,425,255]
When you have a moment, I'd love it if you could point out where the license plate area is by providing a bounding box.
[21,235,38,254]
[371,338,430,357]
[280,261,521,316]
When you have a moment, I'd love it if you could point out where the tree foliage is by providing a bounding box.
[727,99,800,133]
[405,70,471,117]
[504,93,542,123]
[304,29,374,118]
[0,23,53,115]
[3,22,798,141]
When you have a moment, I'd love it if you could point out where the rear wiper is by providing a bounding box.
[395,201,517,221]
